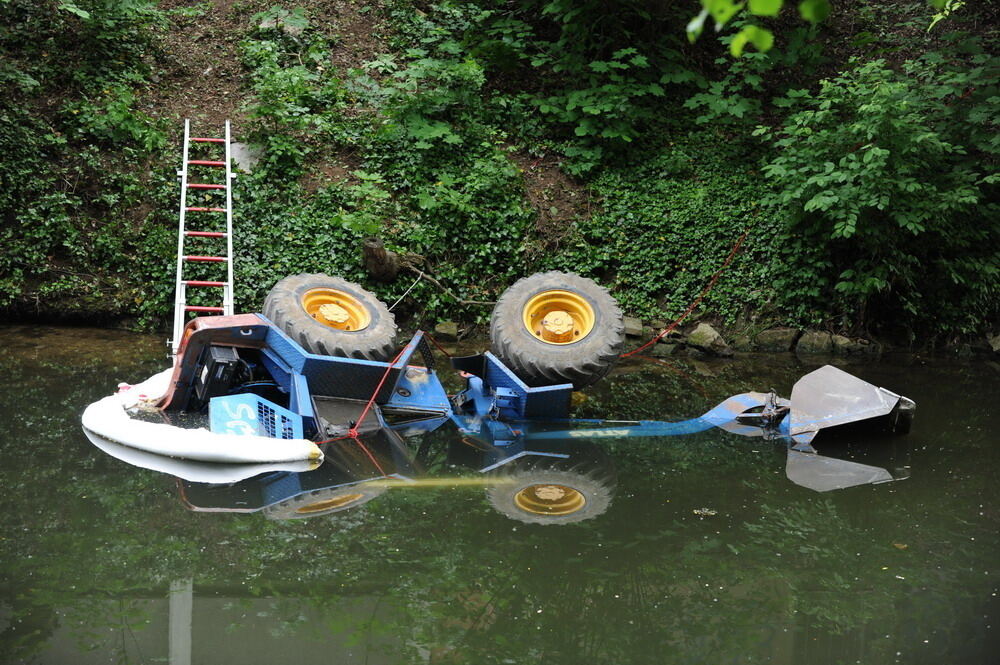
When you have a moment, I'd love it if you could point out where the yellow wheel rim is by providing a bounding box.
[295,493,364,514]
[301,288,371,332]
[514,484,586,516]
[522,290,595,345]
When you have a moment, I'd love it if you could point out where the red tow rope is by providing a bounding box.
[315,345,407,446]
[423,333,453,358]
[621,230,749,358]
[312,346,409,477]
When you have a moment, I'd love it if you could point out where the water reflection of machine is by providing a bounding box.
[86,424,621,525]
[177,431,619,524]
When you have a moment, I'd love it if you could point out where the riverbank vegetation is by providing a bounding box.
[1,0,997,346]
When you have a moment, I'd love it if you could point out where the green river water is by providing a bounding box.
[1,324,997,664]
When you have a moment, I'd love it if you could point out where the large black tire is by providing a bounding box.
[486,455,617,525]
[490,271,624,389]
[263,274,397,361]
[262,483,387,520]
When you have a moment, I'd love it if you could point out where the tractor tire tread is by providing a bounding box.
[490,271,624,389]
[263,274,397,361]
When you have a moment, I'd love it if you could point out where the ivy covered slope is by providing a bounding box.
[0,0,996,344]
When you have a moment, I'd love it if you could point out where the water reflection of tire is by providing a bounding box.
[263,483,387,520]
[486,457,617,525]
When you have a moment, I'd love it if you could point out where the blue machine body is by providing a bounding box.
[204,321,910,464]
[205,321,789,447]
[209,321,583,443]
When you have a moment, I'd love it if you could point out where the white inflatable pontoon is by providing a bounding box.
[81,368,324,464]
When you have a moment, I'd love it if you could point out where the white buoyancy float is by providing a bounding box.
[81,368,323,464]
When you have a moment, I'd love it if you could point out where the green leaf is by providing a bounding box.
[704,0,745,29]
[283,7,309,32]
[416,192,437,210]
[730,25,774,57]
[798,0,831,22]
[58,1,91,19]
[686,9,709,43]
[749,0,783,17]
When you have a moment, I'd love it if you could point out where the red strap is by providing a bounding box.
[314,346,407,446]
[622,230,749,358]
[350,347,407,438]
[424,334,453,358]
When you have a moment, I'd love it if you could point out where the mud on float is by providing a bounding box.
[82,120,917,524]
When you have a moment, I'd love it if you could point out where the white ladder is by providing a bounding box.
[170,119,236,355]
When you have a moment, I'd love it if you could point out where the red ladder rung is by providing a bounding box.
[184,280,227,287]
[183,255,227,262]
[191,137,225,143]
[185,306,225,313]
[184,231,227,238]
[185,207,227,212]
[188,160,226,167]
[187,183,226,189]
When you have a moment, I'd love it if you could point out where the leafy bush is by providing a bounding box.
[235,10,533,324]
[757,58,998,336]
[542,131,782,325]
[62,84,167,151]
[685,24,824,125]
[353,47,486,151]
[455,0,700,172]
[1,0,996,344]
[0,0,171,320]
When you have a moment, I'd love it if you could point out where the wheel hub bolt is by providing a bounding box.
[540,310,574,342]
[318,303,350,327]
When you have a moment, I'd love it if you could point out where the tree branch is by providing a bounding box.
[405,266,495,306]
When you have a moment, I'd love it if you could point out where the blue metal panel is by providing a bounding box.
[259,348,293,393]
[289,372,317,436]
[259,318,429,404]
[209,394,304,439]
[383,365,452,414]
[289,372,315,422]
[482,352,524,418]
[482,352,572,419]
[520,383,573,419]
[261,322,308,373]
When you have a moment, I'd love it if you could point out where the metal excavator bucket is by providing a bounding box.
[788,365,916,447]
[782,365,915,491]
